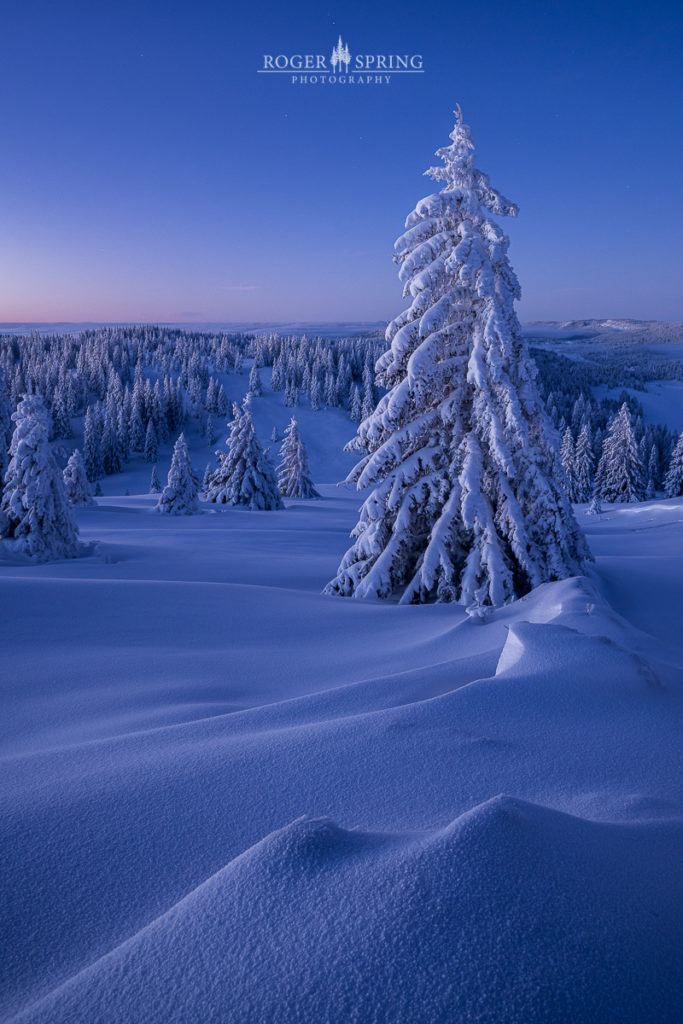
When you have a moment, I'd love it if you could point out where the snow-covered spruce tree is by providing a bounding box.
[149,464,162,493]
[156,433,198,515]
[201,461,213,497]
[129,405,145,452]
[587,493,602,516]
[102,408,123,475]
[595,403,645,503]
[144,420,158,464]
[277,417,320,498]
[325,107,590,607]
[0,368,11,484]
[574,424,594,502]
[63,449,94,506]
[0,394,80,560]
[648,444,660,490]
[664,431,683,497]
[216,384,229,417]
[231,399,282,509]
[51,388,72,440]
[248,365,263,396]
[84,406,103,482]
[205,399,283,510]
[349,383,362,422]
[560,428,578,501]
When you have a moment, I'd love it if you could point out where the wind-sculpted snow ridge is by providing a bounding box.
[10,801,683,1024]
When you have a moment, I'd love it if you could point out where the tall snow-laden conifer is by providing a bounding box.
[1,394,80,560]
[277,417,320,498]
[325,107,590,607]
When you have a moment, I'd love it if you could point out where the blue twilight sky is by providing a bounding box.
[0,0,681,324]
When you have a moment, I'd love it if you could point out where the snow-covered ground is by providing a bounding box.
[1,396,683,1022]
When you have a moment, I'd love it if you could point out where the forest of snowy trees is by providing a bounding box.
[0,327,383,487]
[0,314,682,571]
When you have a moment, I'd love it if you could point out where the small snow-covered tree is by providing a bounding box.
[144,420,158,464]
[149,464,162,493]
[574,424,594,502]
[156,433,198,515]
[271,357,284,391]
[349,383,362,422]
[63,448,94,506]
[205,451,230,505]
[560,428,578,501]
[117,405,130,463]
[84,406,103,482]
[102,409,123,475]
[0,368,11,484]
[310,375,322,411]
[0,394,80,560]
[271,425,279,443]
[205,377,218,413]
[215,384,229,417]
[277,417,320,498]
[205,399,283,510]
[129,406,145,452]
[664,431,683,497]
[51,388,72,440]
[595,404,645,503]
[587,493,602,516]
[248,365,263,396]
[648,444,660,490]
[201,461,213,497]
[360,366,375,421]
[325,107,589,607]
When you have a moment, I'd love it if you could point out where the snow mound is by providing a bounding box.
[12,801,682,1024]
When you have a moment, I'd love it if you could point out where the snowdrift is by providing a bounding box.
[12,801,682,1024]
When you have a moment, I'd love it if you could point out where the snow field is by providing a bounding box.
[1,455,682,1021]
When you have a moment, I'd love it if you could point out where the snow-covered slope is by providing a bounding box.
[523,318,683,346]
[1,398,682,1022]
